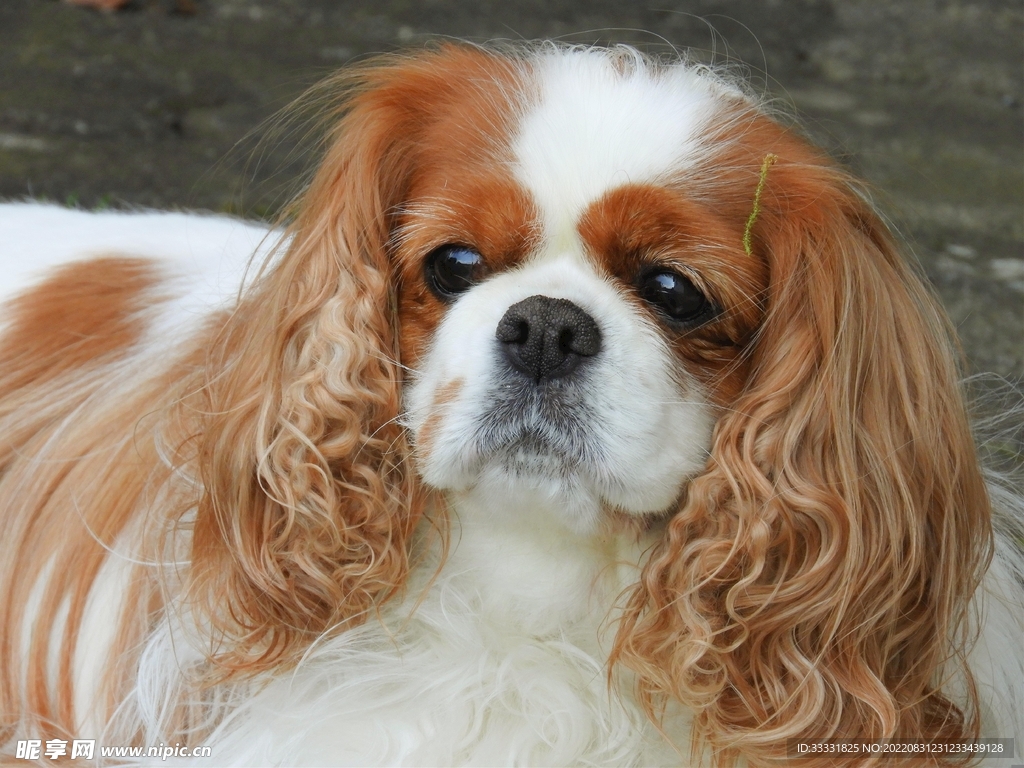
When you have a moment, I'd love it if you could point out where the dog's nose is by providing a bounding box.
[495,295,602,383]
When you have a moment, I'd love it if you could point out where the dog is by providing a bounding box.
[1,43,1022,766]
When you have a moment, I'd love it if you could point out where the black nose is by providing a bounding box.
[495,295,602,383]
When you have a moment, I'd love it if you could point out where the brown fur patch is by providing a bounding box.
[0,255,185,738]
[0,256,162,396]
[414,377,465,462]
[577,184,767,405]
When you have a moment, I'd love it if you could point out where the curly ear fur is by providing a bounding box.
[184,47,521,674]
[613,125,991,764]
[183,60,445,674]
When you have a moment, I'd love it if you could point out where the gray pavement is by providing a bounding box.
[1,0,1021,379]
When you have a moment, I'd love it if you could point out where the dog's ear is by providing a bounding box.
[614,122,991,762]
[184,54,469,674]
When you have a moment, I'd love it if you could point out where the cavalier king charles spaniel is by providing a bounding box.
[1,43,1022,766]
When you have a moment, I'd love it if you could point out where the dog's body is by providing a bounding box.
[1,45,1022,766]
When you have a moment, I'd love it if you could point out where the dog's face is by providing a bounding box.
[389,51,769,532]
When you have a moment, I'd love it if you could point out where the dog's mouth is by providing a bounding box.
[472,378,602,479]
[488,431,584,478]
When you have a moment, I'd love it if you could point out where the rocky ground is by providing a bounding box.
[1,0,1021,381]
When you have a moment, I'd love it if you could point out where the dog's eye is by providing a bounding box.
[636,269,716,325]
[425,245,485,301]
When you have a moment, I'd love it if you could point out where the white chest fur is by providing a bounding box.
[175,494,684,766]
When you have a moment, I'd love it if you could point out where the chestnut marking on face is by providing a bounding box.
[577,183,767,405]
[413,377,465,463]
[393,175,541,371]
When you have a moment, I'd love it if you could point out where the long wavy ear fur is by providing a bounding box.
[182,57,446,674]
[614,122,991,764]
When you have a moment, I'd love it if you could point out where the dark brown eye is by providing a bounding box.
[636,268,716,326]
[425,245,485,301]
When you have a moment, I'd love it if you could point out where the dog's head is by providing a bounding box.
[189,44,990,759]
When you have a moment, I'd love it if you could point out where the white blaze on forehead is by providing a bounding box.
[512,48,725,243]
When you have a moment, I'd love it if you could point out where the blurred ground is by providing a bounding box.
[0,0,1021,378]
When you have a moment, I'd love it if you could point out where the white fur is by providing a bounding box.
[138,517,685,767]
[0,203,275,336]
[513,47,728,248]
[970,482,1024,745]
